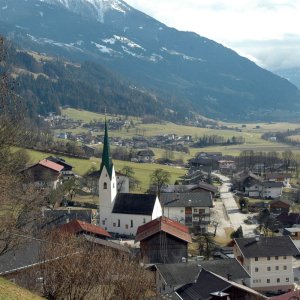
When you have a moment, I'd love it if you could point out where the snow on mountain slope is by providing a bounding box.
[41,0,131,22]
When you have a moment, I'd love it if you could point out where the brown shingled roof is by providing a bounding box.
[135,216,192,243]
[59,220,111,238]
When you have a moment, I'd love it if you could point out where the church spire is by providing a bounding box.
[100,117,113,178]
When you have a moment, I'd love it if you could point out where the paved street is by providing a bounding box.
[213,173,257,237]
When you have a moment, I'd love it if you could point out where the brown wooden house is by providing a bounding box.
[135,216,192,264]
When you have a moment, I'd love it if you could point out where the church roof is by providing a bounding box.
[112,193,157,215]
[100,119,113,178]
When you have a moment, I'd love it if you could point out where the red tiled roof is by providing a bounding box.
[135,216,192,243]
[59,220,111,238]
[269,290,300,300]
[39,159,64,172]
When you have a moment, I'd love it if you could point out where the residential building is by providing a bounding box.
[265,173,292,187]
[46,156,74,180]
[19,159,64,189]
[269,199,292,215]
[136,149,155,163]
[233,236,299,292]
[160,191,213,233]
[283,227,300,240]
[135,216,192,264]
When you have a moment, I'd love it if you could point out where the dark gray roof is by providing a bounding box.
[162,185,198,193]
[199,258,250,281]
[234,236,300,258]
[262,181,284,188]
[160,192,213,208]
[112,193,157,215]
[176,268,231,300]
[137,149,155,156]
[0,238,43,275]
[156,262,201,286]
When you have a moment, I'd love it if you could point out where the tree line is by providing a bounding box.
[193,134,245,147]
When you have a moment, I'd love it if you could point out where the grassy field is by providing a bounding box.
[61,108,300,156]
[0,277,43,300]
[21,148,186,192]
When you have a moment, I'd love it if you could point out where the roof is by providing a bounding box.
[197,181,219,194]
[276,212,300,225]
[155,259,249,287]
[137,149,155,156]
[176,268,266,300]
[270,199,292,207]
[99,119,114,179]
[234,236,300,258]
[46,156,73,169]
[160,192,213,208]
[58,220,111,238]
[262,181,284,188]
[112,193,157,215]
[135,216,192,243]
[269,290,300,300]
[38,159,64,172]
[266,172,292,180]
[155,262,201,286]
[199,258,250,281]
[162,184,198,193]
[283,227,300,233]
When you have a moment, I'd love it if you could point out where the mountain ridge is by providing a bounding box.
[1,0,300,121]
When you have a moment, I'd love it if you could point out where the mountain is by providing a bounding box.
[275,68,300,90]
[6,45,176,119]
[1,0,300,121]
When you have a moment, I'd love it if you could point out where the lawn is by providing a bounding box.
[0,277,43,300]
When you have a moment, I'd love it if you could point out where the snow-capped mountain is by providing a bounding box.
[42,0,131,22]
[0,0,300,120]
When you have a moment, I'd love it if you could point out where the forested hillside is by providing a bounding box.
[8,45,182,120]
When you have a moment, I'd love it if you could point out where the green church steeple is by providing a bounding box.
[100,118,113,178]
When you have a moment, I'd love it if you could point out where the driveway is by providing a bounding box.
[213,173,257,237]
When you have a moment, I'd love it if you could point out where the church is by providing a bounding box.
[98,120,162,236]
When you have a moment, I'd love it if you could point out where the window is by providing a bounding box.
[143,218,146,224]
[267,267,271,271]
[255,267,259,272]
[277,278,280,283]
[130,220,133,228]
[255,257,258,261]
[102,220,105,225]
[275,256,279,260]
[267,256,271,260]
[125,224,128,229]
[113,223,116,227]
[286,277,289,282]
[117,219,120,227]
[267,279,270,283]
[103,182,107,189]
[283,266,287,270]
[194,208,198,213]
[275,266,279,270]
[283,256,287,260]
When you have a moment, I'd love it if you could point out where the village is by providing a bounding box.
[2,120,300,299]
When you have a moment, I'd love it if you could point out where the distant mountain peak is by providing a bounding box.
[41,0,131,22]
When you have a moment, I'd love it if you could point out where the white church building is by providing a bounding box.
[98,120,162,236]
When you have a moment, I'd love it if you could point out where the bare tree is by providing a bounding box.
[38,232,153,300]
[150,168,171,197]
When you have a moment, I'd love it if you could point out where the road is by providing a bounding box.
[213,173,257,237]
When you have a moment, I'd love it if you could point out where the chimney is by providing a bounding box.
[210,291,230,300]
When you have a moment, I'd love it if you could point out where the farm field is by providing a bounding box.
[60,108,300,156]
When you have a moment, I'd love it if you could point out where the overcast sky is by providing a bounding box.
[125,0,300,70]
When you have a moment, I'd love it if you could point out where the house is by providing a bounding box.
[58,219,111,239]
[265,173,292,187]
[175,267,266,300]
[261,181,284,199]
[46,156,74,180]
[160,191,213,233]
[218,160,236,171]
[19,159,64,189]
[135,216,192,264]
[269,199,292,215]
[98,120,162,236]
[161,181,218,196]
[136,149,155,163]
[276,212,300,228]
[154,258,250,295]
[283,227,300,240]
[233,236,299,292]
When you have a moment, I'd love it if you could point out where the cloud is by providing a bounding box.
[125,0,300,70]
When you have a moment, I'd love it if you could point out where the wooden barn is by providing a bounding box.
[135,216,192,264]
